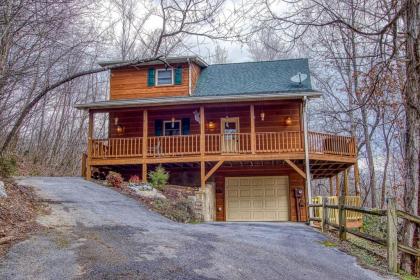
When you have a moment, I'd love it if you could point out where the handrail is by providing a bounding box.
[90,131,356,159]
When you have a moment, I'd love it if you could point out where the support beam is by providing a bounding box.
[200,106,205,189]
[86,110,94,180]
[142,110,148,183]
[200,160,206,190]
[284,159,306,179]
[335,174,340,196]
[354,163,360,195]
[142,163,147,183]
[250,105,256,154]
[204,160,224,182]
[344,168,349,196]
[329,177,333,195]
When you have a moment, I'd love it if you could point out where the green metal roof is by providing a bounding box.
[193,58,314,96]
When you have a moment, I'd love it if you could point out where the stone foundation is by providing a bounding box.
[193,183,216,222]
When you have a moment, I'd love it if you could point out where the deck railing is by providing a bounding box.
[90,131,356,159]
[91,137,143,158]
[256,131,303,153]
[147,134,200,157]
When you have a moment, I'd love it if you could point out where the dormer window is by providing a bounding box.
[156,69,174,86]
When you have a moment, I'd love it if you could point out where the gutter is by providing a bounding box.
[75,91,322,110]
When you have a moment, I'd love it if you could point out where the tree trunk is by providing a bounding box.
[401,0,420,273]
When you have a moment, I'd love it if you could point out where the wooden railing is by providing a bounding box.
[90,131,356,159]
[147,134,200,157]
[309,132,356,156]
[206,133,252,154]
[308,197,420,274]
[256,131,303,153]
[91,137,143,158]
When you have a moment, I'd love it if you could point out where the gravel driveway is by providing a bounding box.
[0,177,388,280]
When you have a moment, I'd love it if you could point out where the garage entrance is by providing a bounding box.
[225,176,289,221]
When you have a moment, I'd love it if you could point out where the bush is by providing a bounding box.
[106,171,123,188]
[148,165,169,190]
[0,156,17,178]
[128,175,140,185]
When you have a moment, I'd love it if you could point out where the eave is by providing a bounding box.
[75,91,322,110]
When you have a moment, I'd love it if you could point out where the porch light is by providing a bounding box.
[260,112,265,121]
[114,117,119,125]
[171,117,175,128]
[285,116,292,126]
[116,124,124,134]
[208,121,216,130]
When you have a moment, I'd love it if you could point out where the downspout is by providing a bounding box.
[188,58,192,95]
[303,96,313,222]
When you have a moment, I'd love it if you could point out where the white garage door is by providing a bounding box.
[225,176,289,221]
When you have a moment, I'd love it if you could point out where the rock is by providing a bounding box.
[135,188,166,200]
[128,182,153,191]
[0,181,7,198]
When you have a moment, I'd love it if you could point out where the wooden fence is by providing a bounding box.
[309,197,420,274]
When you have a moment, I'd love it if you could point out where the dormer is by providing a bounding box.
[100,56,207,100]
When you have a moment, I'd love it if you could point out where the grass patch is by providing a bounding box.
[399,271,419,280]
[320,240,337,247]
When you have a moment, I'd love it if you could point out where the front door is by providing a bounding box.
[221,117,239,153]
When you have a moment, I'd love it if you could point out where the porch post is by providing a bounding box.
[200,106,206,189]
[302,96,312,220]
[335,174,340,196]
[250,105,256,154]
[343,168,349,196]
[86,110,94,180]
[142,109,148,183]
[354,163,360,195]
[329,177,333,196]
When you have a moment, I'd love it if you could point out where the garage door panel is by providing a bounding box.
[226,176,289,222]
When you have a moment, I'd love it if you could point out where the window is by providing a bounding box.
[156,69,174,85]
[163,120,181,136]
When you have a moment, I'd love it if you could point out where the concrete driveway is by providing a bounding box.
[0,177,387,280]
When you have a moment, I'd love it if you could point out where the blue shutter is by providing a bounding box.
[155,120,163,136]
[147,68,155,86]
[181,118,190,135]
[174,66,182,85]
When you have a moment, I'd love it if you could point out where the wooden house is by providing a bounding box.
[76,56,357,222]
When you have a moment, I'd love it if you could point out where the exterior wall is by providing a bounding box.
[214,165,307,222]
[109,62,201,100]
[104,100,303,138]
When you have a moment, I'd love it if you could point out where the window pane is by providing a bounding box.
[157,70,172,85]
[164,121,180,135]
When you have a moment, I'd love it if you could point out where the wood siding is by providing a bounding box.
[105,101,302,138]
[109,62,202,100]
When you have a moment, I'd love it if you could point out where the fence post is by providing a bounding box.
[321,197,327,232]
[338,196,346,241]
[387,197,398,273]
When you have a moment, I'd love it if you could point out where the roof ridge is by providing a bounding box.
[209,58,309,66]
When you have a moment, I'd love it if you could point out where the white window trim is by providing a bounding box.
[156,68,174,86]
[163,120,182,136]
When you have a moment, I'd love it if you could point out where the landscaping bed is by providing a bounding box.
[0,178,47,256]
[94,175,201,224]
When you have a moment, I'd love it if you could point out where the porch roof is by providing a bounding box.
[75,91,321,110]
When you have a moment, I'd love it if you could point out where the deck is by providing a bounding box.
[89,131,356,165]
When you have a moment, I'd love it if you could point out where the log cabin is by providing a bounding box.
[76,56,358,222]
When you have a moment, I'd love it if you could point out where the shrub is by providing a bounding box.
[148,165,169,190]
[106,171,123,188]
[128,175,141,185]
[0,156,17,178]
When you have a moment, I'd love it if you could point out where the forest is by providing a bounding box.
[0,0,418,274]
